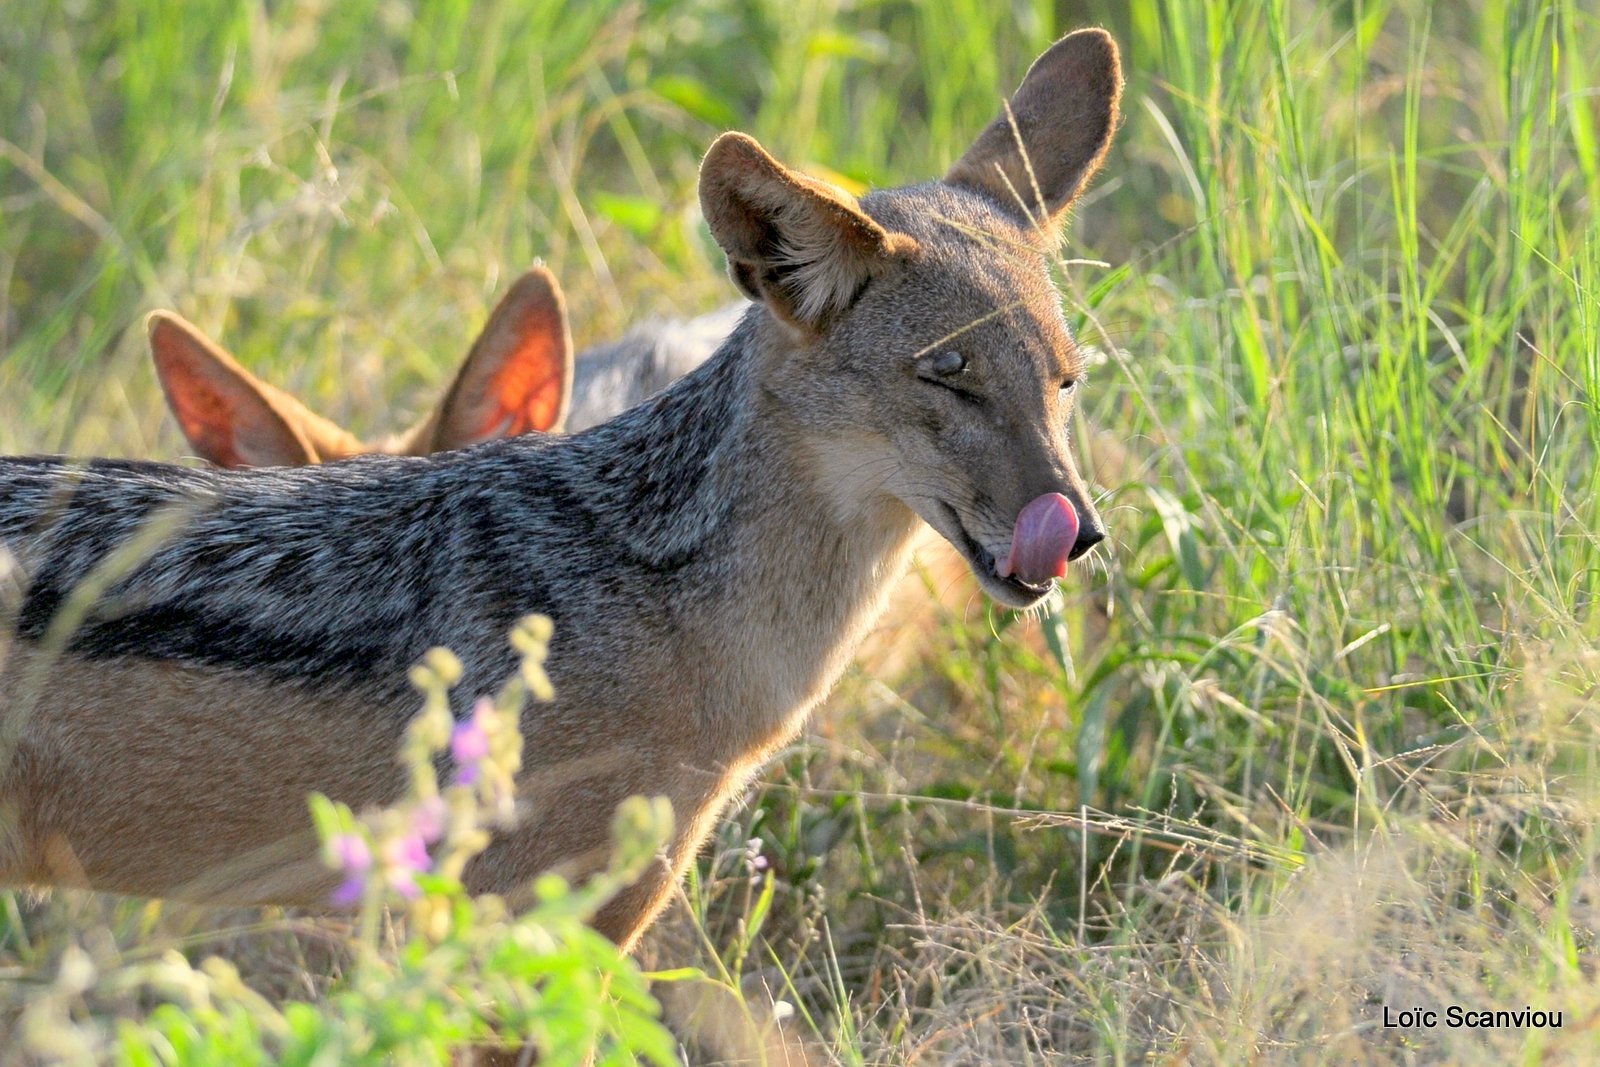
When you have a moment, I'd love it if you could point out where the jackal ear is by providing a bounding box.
[946,28,1122,239]
[148,311,343,468]
[414,266,574,453]
[700,133,918,331]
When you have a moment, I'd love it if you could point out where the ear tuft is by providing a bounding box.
[946,28,1123,238]
[147,311,329,468]
[700,133,917,329]
[420,265,574,453]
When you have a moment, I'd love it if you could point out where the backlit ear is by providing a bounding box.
[699,133,918,331]
[148,311,336,468]
[946,28,1122,239]
[418,266,574,453]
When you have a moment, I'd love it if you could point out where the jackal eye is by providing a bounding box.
[916,350,980,403]
[921,350,968,378]
[1060,378,1078,394]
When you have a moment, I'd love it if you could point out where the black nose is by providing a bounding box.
[1068,520,1105,561]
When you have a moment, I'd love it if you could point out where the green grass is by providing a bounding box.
[4,0,1600,1063]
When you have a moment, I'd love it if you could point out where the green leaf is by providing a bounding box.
[1144,485,1208,589]
[1040,598,1076,685]
[1076,686,1112,808]
[592,193,663,241]
[805,29,891,62]
[649,75,737,127]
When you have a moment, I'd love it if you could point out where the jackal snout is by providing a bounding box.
[875,320,1109,609]
[1006,445,1107,562]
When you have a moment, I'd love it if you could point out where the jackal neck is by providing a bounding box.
[564,310,913,566]
[555,308,921,737]
[559,314,762,570]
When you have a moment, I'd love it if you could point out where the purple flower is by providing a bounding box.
[385,832,432,900]
[389,832,432,875]
[451,698,493,785]
[331,875,367,908]
[332,832,372,873]
[329,832,372,906]
[745,838,769,883]
[332,876,366,908]
[412,795,447,844]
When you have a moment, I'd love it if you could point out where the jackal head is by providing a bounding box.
[700,29,1122,608]
[147,266,573,467]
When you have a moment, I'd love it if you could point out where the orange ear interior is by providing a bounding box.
[147,312,319,468]
[430,267,574,450]
[475,306,567,438]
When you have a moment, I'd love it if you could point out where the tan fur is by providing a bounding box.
[0,647,397,902]
[0,633,802,931]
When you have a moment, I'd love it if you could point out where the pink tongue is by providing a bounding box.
[998,493,1079,585]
